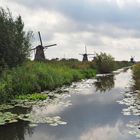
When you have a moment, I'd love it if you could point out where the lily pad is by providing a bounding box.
[29,123,38,127]
[0,104,14,111]
[0,112,18,125]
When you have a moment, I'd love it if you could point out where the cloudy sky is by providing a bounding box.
[1,0,140,61]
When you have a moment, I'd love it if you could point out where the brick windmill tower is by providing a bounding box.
[79,46,94,62]
[31,32,57,61]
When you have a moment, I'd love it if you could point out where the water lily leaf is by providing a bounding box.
[0,112,18,125]
[29,123,38,127]
[0,104,14,111]
[57,120,67,125]
[8,119,18,123]
[49,123,58,126]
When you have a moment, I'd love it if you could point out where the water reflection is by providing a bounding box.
[80,121,129,140]
[94,74,114,92]
[117,71,140,139]
[0,121,33,140]
[123,67,130,73]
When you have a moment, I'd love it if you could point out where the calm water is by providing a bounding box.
[0,68,139,140]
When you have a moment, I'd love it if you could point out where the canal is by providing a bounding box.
[0,68,139,140]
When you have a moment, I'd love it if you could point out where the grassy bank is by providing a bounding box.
[115,61,133,70]
[0,56,133,103]
[132,63,140,91]
[0,61,96,103]
[133,63,140,78]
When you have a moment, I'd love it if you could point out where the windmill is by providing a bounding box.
[130,56,135,63]
[31,32,57,61]
[89,56,97,61]
[79,46,94,62]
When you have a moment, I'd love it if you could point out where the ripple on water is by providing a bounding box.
[117,90,140,138]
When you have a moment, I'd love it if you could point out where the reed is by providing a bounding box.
[0,61,96,103]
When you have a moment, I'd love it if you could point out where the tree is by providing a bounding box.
[94,53,115,73]
[0,8,32,70]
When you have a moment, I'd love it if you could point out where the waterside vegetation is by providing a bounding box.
[0,57,133,103]
[0,61,96,103]
[132,63,140,91]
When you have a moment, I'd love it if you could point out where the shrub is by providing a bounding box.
[94,53,115,73]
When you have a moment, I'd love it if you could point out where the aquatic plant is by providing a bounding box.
[24,115,67,127]
[0,112,18,125]
[0,111,67,127]
[0,92,69,126]
[0,104,14,111]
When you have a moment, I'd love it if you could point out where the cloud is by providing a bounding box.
[1,0,140,60]
[7,0,140,30]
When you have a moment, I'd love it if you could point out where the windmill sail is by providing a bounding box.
[38,31,43,46]
[85,45,87,54]
[44,44,57,49]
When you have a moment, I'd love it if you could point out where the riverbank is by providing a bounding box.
[0,58,133,104]
[132,63,140,90]
[0,61,96,103]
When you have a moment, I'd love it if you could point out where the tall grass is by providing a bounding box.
[132,63,140,90]
[132,63,140,91]
[0,61,96,103]
[133,63,140,78]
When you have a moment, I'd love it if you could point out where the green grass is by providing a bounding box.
[16,93,48,101]
[132,63,140,91]
[133,63,140,78]
[0,61,96,103]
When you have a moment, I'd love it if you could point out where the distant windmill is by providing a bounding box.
[130,56,135,63]
[31,32,57,61]
[89,56,97,61]
[79,46,94,62]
